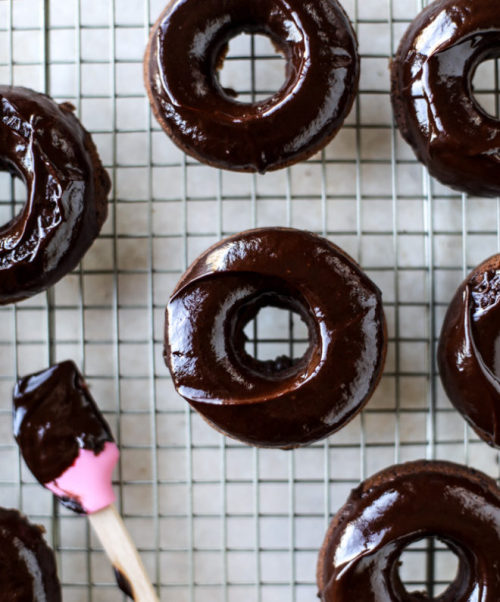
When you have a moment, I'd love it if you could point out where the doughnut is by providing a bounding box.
[438,254,500,448]
[144,0,359,173]
[164,228,387,448]
[0,507,61,601]
[14,360,118,515]
[317,460,500,600]
[0,86,110,304]
[391,0,500,197]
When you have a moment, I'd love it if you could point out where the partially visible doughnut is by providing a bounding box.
[317,460,500,600]
[438,254,500,448]
[0,86,110,304]
[0,507,61,601]
[391,0,500,197]
[144,0,359,172]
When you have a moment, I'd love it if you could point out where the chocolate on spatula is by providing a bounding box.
[13,361,158,602]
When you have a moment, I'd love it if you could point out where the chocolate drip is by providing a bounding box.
[113,567,134,600]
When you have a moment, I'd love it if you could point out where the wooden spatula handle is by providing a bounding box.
[89,504,159,601]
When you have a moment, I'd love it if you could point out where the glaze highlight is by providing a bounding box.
[144,0,359,172]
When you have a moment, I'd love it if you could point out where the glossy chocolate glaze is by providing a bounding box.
[0,86,110,304]
[317,460,500,601]
[164,228,387,448]
[391,0,500,197]
[13,361,115,512]
[145,0,359,173]
[438,254,500,448]
[0,508,61,601]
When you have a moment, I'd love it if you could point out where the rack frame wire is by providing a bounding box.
[0,0,499,599]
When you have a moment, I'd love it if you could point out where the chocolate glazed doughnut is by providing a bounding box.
[0,508,61,601]
[0,86,110,304]
[438,254,500,447]
[317,460,500,601]
[391,0,500,197]
[164,228,387,448]
[144,0,359,173]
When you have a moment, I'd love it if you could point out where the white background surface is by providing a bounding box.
[0,0,499,599]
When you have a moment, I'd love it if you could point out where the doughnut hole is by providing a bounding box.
[239,295,313,380]
[0,168,27,230]
[472,57,500,119]
[397,537,460,599]
[217,32,287,103]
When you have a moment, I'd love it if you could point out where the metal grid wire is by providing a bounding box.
[0,0,500,599]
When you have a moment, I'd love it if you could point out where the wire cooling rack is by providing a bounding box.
[1,0,500,599]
